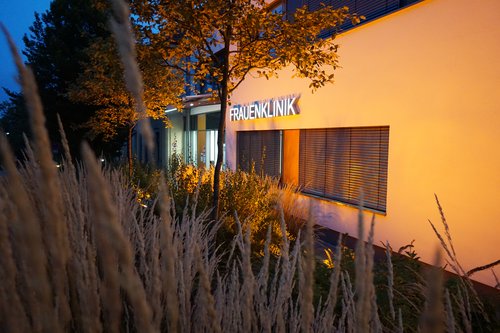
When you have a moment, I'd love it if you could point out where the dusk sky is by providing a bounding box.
[0,0,52,102]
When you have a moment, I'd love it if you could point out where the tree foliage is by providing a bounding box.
[67,36,184,142]
[0,91,29,158]
[18,0,114,157]
[0,0,120,158]
[2,0,184,161]
[134,1,357,92]
[132,0,358,218]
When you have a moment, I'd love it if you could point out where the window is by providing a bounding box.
[299,126,389,212]
[237,130,281,178]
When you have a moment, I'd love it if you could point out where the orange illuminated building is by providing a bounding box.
[227,0,500,286]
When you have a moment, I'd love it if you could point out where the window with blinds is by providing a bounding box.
[299,126,389,212]
[237,130,281,178]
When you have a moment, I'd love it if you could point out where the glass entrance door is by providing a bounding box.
[185,111,222,168]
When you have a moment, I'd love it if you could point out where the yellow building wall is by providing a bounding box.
[282,129,300,185]
[227,0,500,286]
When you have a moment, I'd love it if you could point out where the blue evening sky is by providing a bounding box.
[0,0,53,102]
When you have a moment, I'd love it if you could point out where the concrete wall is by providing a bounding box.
[227,0,500,286]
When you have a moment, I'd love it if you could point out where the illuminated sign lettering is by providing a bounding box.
[229,95,300,121]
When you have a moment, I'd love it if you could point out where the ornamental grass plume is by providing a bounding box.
[194,243,221,333]
[157,177,180,332]
[82,142,154,332]
[0,135,33,333]
[354,202,369,333]
[385,241,396,322]
[4,24,71,284]
[419,249,445,333]
[109,0,154,155]
[429,194,490,326]
[445,289,457,333]
[1,23,68,332]
[300,208,315,333]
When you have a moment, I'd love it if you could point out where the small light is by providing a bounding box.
[56,164,61,168]
[190,103,194,106]
[6,132,10,135]
[100,158,105,162]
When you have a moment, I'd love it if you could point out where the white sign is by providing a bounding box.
[229,95,300,121]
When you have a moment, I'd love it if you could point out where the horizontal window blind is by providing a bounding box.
[299,126,389,212]
[237,130,281,178]
[298,128,327,195]
[287,0,421,37]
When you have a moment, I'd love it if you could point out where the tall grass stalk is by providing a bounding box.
[445,289,456,333]
[1,24,68,332]
[300,209,315,333]
[109,0,154,153]
[157,178,180,332]
[419,249,444,333]
[385,241,396,322]
[354,203,369,332]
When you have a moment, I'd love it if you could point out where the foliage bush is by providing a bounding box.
[165,157,298,257]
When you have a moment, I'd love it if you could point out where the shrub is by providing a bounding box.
[165,159,299,256]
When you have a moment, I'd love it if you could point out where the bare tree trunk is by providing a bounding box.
[211,40,231,221]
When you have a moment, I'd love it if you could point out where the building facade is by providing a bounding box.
[227,0,500,286]
[133,0,500,286]
[133,95,221,169]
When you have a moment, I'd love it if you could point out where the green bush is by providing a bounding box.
[165,158,297,256]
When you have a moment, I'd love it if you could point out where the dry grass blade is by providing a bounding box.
[321,233,343,331]
[194,243,221,333]
[1,24,69,331]
[234,212,256,331]
[385,241,396,321]
[341,271,356,330]
[82,143,123,333]
[428,218,460,274]
[57,113,75,173]
[257,224,273,332]
[82,143,153,333]
[445,289,456,333]
[493,270,500,289]
[0,183,30,332]
[429,195,488,325]
[366,215,381,332]
[397,308,403,333]
[419,249,444,333]
[0,133,55,332]
[300,209,315,333]
[355,202,369,333]
[465,259,500,277]
[434,194,458,258]
[158,176,180,333]
[2,22,73,329]
[108,0,154,154]
[456,287,474,333]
